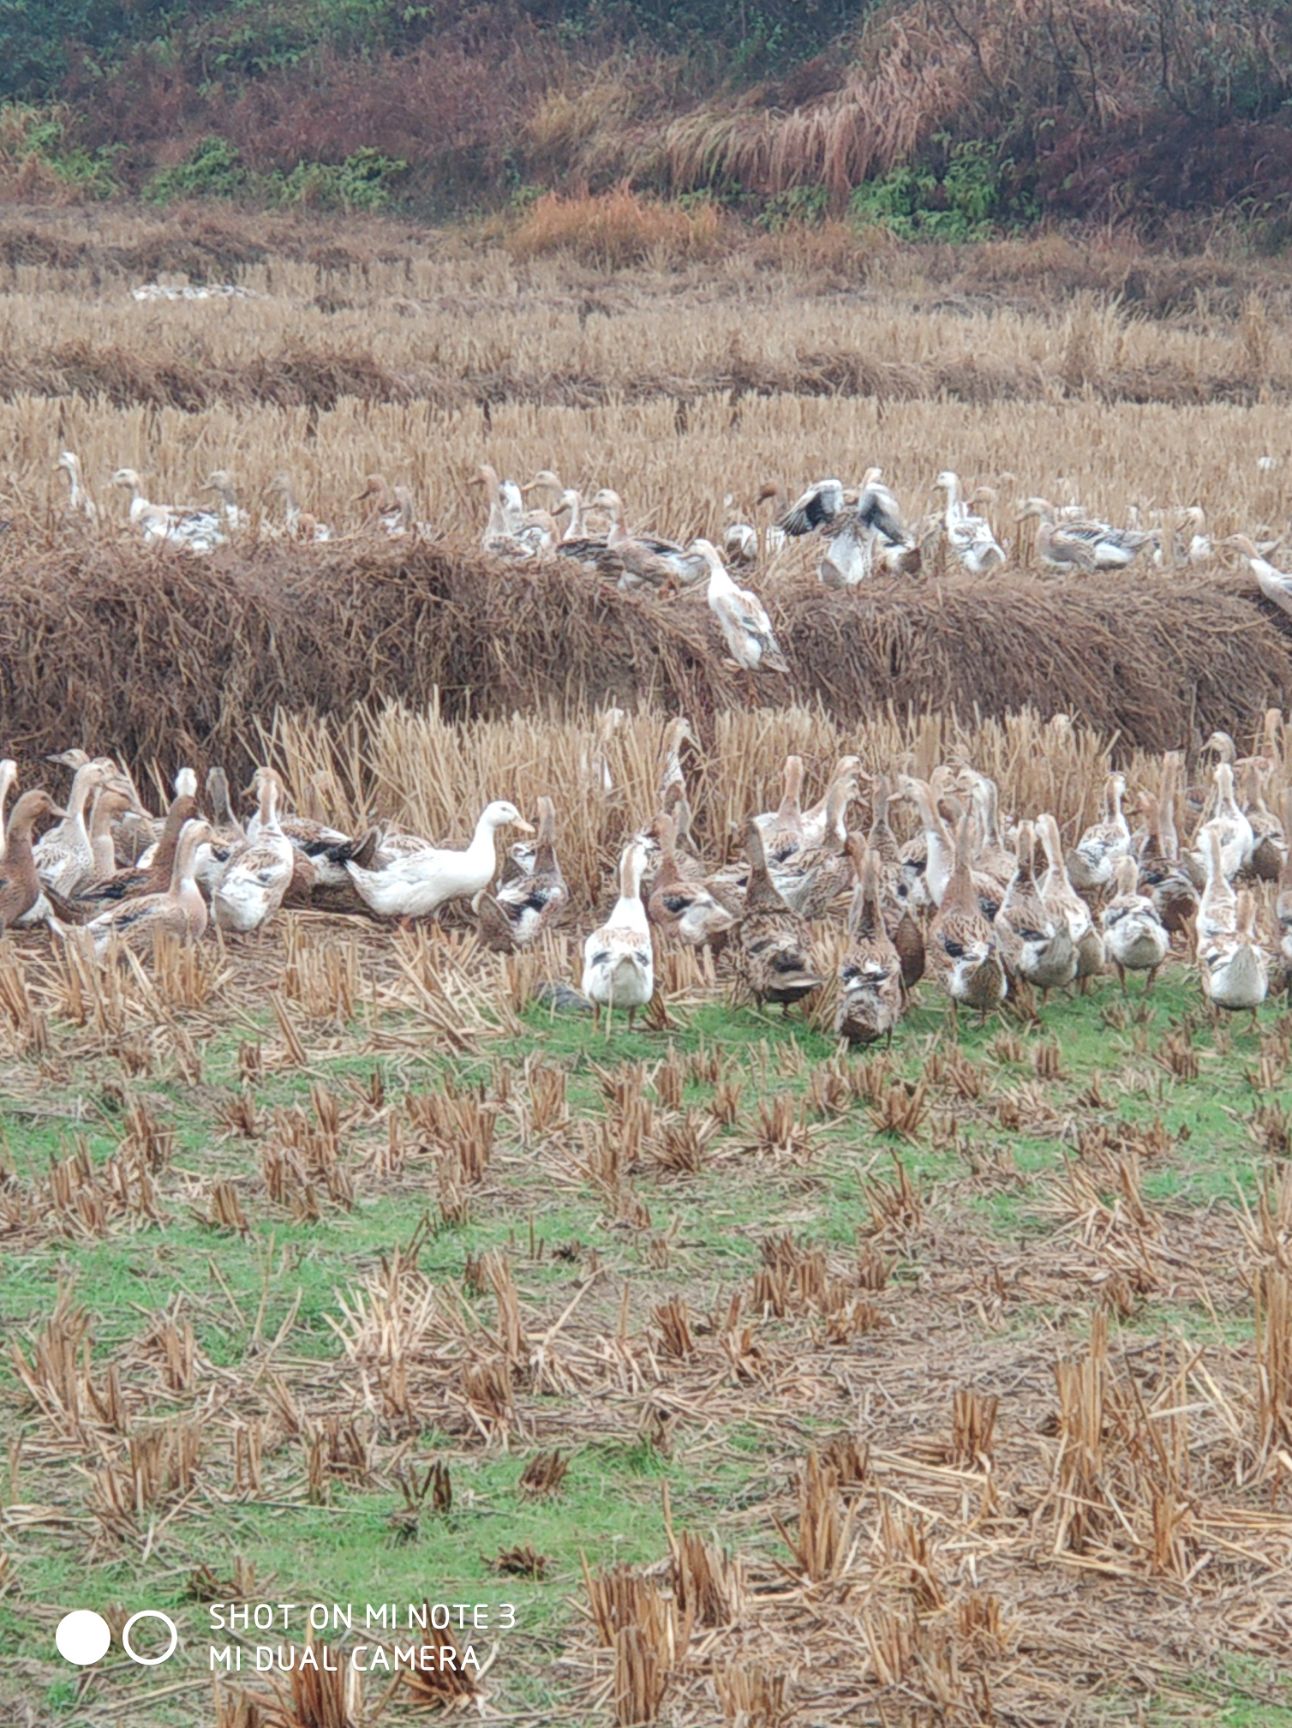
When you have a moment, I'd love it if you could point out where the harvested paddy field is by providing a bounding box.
[1,209,1292,1727]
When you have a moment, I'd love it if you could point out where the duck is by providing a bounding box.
[1177,506,1212,565]
[194,767,247,893]
[246,769,360,889]
[1037,812,1105,985]
[1101,856,1169,992]
[932,471,1006,574]
[1238,758,1285,881]
[34,758,117,896]
[268,473,332,542]
[1231,535,1292,620]
[801,755,862,845]
[927,805,1008,1019]
[357,475,435,541]
[772,773,857,919]
[753,757,807,861]
[1056,514,1156,569]
[656,717,696,807]
[994,820,1076,998]
[515,474,607,567]
[0,758,18,860]
[646,813,736,950]
[1196,822,1238,943]
[581,841,654,1027]
[55,451,97,523]
[1067,772,1131,894]
[867,775,925,990]
[1015,499,1098,575]
[775,477,848,538]
[84,820,212,955]
[700,541,789,675]
[1277,788,1292,984]
[1200,889,1269,1021]
[203,470,245,532]
[736,819,822,1013]
[588,489,707,592]
[345,799,531,922]
[75,792,199,906]
[862,471,922,575]
[817,478,916,587]
[753,482,789,559]
[473,465,555,559]
[1133,775,1198,943]
[476,797,569,952]
[898,772,957,909]
[581,707,627,799]
[87,785,138,883]
[110,469,225,553]
[0,792,66,931]
[1185,731,1237,822]
[721,492,759,567]
[1190,763,1253,882]
[212,773,297,935]
[955,768,1015,892]
[836,839,905,1046]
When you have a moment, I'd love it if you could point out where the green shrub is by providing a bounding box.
[756,184,830,231]
[145,136,248,203]
[848,140,1015,242]
[0,102,121,197]
[274,148,408,211]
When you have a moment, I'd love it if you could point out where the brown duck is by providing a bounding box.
[736,819,822,1013]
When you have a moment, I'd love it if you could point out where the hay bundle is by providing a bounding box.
[0,531,1287,779]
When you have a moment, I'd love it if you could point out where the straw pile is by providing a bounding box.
[2,534,1287,776]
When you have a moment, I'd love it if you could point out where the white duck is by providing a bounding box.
[1231,535,1292,620]
[581,840,654,1026]
[1037,812,1104,984]
[56,451,97,522]
[1191,763,1253,882]
[345,800,531,921]
[111,469,225,553]
[1068,772,1131,893]
[699,541,788,674]
[1101,856,1169,992]
[213,773,296,934]
[0,758,18,861]
[34,758,116,895]
[1200,889,1268,1020]
[1196,822,1238,943]
[933,471,1005,574]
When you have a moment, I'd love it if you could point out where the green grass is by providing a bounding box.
[2,966,1287,1722]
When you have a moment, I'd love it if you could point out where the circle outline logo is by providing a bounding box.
[121,1610,179,1666]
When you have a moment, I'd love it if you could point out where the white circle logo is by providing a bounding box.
[121,1610,179,1666]
[56,1610,112,1666]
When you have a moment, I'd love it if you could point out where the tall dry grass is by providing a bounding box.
[4,386,1292,549]
[508,189,728,269]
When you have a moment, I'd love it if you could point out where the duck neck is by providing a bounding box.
[258,778,282,836]
[208,772,235,828]
[64,766,97,841]
[533,804,557,874]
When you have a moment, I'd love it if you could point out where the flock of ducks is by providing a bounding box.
[1,715,1289,1039]
[48,451,1292,675]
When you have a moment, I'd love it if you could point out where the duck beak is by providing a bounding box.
[46,805,66,820]
[513,819,536,836]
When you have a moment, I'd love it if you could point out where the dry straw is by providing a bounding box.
[1,536,1287,790]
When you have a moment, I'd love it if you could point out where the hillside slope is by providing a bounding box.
[3,0,1292,235]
